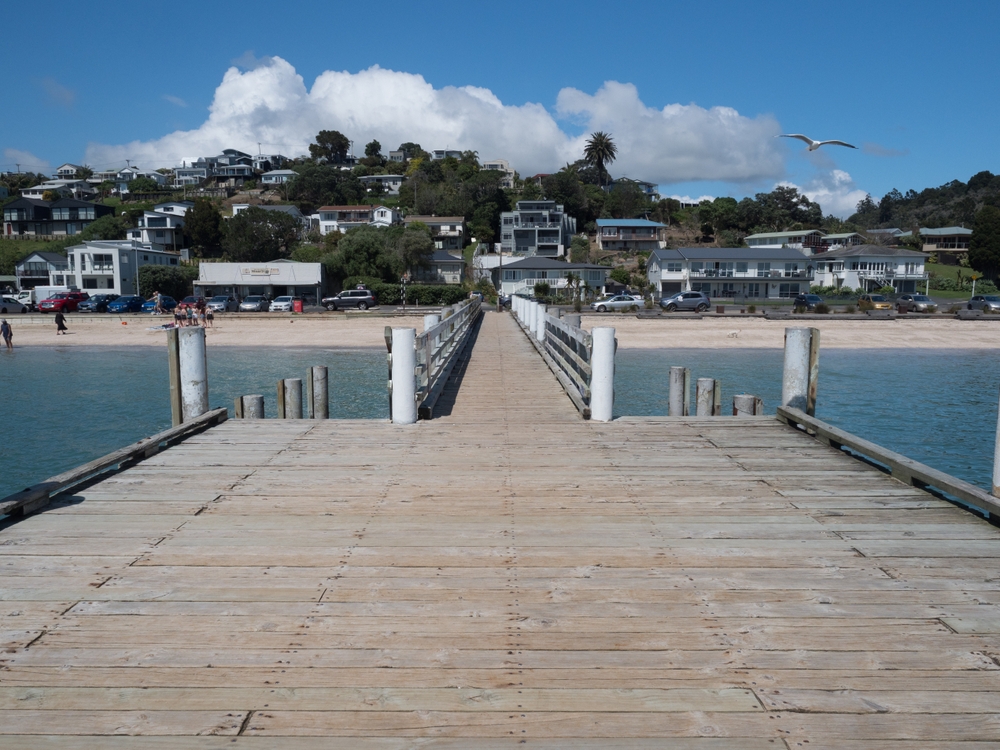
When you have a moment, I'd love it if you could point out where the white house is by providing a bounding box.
[596,218,666,252]
[194,259,324,302]
[481,159,514,189]
[14,251,69,289]
[21,180,94,200]
[431,149,462,160]
[812,245,928,293]
[313,205,399,235]
[744,229,826,255]
[54,163,83,179]
[115,167,168,194]
[647,247,814,299]
[63,240,182,295]
[498,257,610,297]
[127,201,193,251]
[358,174,404,195]
[261,169,297,185]
[403,215,466,251]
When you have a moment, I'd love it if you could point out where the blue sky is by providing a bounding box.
[1,0,996,217]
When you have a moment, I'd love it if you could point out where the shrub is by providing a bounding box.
[747,304,756,313]
[947,304,961,314]
[793,305,806,314]
[844,305,856,314]
[926,305,937,314]
[814,303,830,314]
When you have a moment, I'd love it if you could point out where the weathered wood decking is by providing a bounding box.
[2,311,999,747]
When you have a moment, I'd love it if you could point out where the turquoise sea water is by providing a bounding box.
[1,345,997,501]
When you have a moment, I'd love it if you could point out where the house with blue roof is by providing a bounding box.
[647,247,814,299]
[596,218,666,252]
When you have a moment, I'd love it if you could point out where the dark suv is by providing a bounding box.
[323,289,378,311]
[659,290,710,312]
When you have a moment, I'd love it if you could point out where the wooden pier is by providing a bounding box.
[2,311,1000,747]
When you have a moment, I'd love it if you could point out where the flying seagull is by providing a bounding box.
[777,134,858,151]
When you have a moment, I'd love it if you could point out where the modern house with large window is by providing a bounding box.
[62,240,181,295]
[481,159,515,189]
[499,200,577,258]
[647,247,815,299]
[812,245,928,293]
[3,198,113,238]
[127,201,192,251]
[497,257,610,297]
[596,218,666,252]
[403,215,466,251]
[743,229,827,254]
[315,205,400,235]
[899,226,973,264]
[14,251,69,289]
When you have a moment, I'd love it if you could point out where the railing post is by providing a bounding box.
[782,327,820,416]
[994,386,1000,497]
[391,328,418,424]
[590,326,616,422]
[310,366,328,419]
[534,304,547,343]
[283,378,303,419]
[178,327,209,423]
[668,366,690,417]
[696,378,717,417]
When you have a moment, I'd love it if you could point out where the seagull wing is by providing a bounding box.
[777,134,817,146]
[818,140,858,149]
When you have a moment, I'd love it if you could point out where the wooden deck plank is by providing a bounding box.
[2,310,999,743]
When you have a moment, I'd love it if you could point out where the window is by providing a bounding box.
[83,278,97,289]
[736,262,748,274]
[665,262,682,273]
[757,262,771,277]
[690,262,704,273]
[778,283,800,298]
[784,263,799,277]
[602,227,617,237]
[170,259,177,265]
[746,283,760,298]
[503,270,515,280]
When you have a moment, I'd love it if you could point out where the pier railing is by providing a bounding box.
[386,298,482,422]
[540,314,595,417]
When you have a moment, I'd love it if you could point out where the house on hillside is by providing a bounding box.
[261,169,298,185]
[412,250,465,285]
[596,218,666,252]
[900,226,973,264]
[3,197,112,238]
[359,174,404,195]
[821,232,865,250]
[127,201,193,251]
[403,215,466,251]
[744,229,826,254]
[21,180,94,201]
[812,245,928,293]
[499,200,577,258]
[14,251,69,289]
[115,168,168,194]
[481,159,515,189]
[606,177,660,200]
[314,205,400,235]
[430,149,462,160]
[647,247,814,299]
[54,163,83,179]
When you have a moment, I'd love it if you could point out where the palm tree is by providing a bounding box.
[583,131,618,186]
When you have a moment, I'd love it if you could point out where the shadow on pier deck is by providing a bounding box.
[1,311,999,746]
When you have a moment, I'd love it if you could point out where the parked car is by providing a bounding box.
[968,295,1000,313]
[77,294,120,313]
[858,293,893,311]
[792,293,824,311]
[0,296,29,314]
[269,295,300,312]
[176,295,205,312]
[239,295,270,312]
[142,295,178,313]
[208,295,239,313]
[107,295,146,313]
[660,290,711,312]
[322,289,378,311]
[897,293,934,313]
[590,294,640,313]
[38,291,89,313]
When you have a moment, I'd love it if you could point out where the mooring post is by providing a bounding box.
[668,366,690,417]
[311,366,328,419]
[166,328,183,426]
[733,394,763,417]
[994,387,1000,497]
[782,327,820,416]
[276,379,286,419]
[423,313,440,332]
[590,326,616,422]
[534,304,547,343]
[695,378,717,417]
[233,396,244,419]
[242,395,264,419]
[391,327,418,424]
[284,378,303,419]
[177,326,209,423]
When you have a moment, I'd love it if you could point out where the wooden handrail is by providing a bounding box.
[0,407,229,519]
[413,299,482,419]
[776,406,1000,520]
[516,308,598,419]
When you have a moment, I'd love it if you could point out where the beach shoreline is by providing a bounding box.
[1,311,998,349]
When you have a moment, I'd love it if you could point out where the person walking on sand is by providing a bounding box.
[152,290,163,315]
[197,300,208,328]
[55,311,68,335]
[1,318,12,350]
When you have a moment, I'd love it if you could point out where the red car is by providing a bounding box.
[38,291,90,313]
[176,295,205,311]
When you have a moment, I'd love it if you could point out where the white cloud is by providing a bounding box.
[3,149,50,173]
[39,77,75,107]
[163,94,188,108]
[85,58,786,185]
[780,169,868,219]
[670,193,716,205]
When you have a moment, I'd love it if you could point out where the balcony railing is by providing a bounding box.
[689,269,813,280]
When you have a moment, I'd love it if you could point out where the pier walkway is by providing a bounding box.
[2,311,1000,747]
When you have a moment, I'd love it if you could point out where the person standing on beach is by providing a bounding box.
[1,318,12,350]
[55,311,68,335]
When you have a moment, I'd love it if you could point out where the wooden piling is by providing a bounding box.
[668,366,690,417]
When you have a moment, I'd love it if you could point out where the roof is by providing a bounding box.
[404,215,465,223]
[256,205,302,217]
[3,197,48,208]
[817,244,928,259]
[20,251,68,263]
[648,247,811,263]
[262,170,298,176]
[596,219,666,228]
[866,228,903,235]
[50,198,105,208]
[823,232,863,240]
[429,250,465,264]
[317,205,375,212]
[920,226,973,236]
[502,257,608,271]
[744,230,825,240]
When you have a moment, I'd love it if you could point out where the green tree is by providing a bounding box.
[286,163,364,214]
[570,235,590,263]
[184,199,224,256]
[76,165,94,180]
[127,177,160,194]
[326,225,393,282]
[79,214,126,241]
[364,140,382,158]
[609,266,630,285]
[309,129,351,163]
[222,207,301,262]
[968,205,1000,279]
[390,226,435,277]
[138,264,198,300]
[604,180,651,219]
[583,131,618,186]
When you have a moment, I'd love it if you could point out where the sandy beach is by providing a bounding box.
[2,310,999,349]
